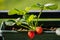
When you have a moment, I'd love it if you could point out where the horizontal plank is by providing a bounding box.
[0,30,55,33]
[33,19,60,21]
[0,10,60,13]
[0,10,60,18]
[29,10,60,12]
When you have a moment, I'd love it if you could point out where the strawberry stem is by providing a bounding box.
[21,25,30,30]
[35,8,43,27]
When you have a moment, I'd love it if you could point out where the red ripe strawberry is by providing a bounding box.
[36,26,43,34]
[28,31,35,39]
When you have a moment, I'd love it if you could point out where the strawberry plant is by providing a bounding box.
[5,3,58,40]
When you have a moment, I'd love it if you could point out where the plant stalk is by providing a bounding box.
[35,8,43,27]
[21,25,30,29]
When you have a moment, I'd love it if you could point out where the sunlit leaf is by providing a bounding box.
[31,3,44,9]
[26,15,36,23]
[25,7,31,12]
[44,3,58,10]
[17,10,26,15]
[31,4,40,8]
[22,10,26,15]
[8,9,19,15]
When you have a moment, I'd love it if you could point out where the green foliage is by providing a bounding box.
[31,3,58,27]
[26,15,36,23]
[8,7,31,15]
[44,3,58,10]
[8,9,26,15]
[32,3,58,10]
[25,7,31,12]
[8,9,19,15]
[5,20,15,26]
[7,3,58,30]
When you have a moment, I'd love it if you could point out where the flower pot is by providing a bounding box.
[1,22,60,40]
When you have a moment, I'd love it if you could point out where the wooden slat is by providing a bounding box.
[0,10,60,18]
[33,19,60,21]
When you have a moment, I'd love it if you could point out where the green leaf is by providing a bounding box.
[16,21,21,26]
[8,9,19,15]
[26,15,36,23]
[15,18,20,22]
[8,8,27,15]
[20,19,24,21]
[16,10,26,15]
[5,20,15,26]
[44,3,58,10]
[31,4,40,8]
[31,3,44,9]
[15,18,27,26]
[22,22,28,25]
[24,15,29,20]
[25,7,31,12]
